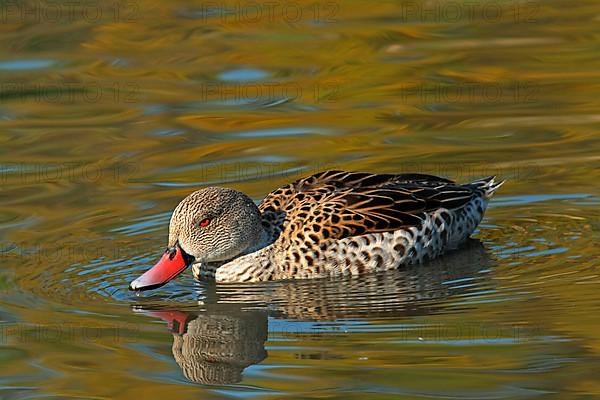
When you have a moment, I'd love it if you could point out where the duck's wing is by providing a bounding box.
[259,170,479,241]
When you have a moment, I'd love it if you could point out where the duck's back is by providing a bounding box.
[254,170,503,279]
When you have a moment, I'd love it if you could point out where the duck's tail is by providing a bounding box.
[470,176,505,198]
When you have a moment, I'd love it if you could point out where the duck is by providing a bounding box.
[129,170,504,290]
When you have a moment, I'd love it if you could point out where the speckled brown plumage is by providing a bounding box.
[206,170,504,282]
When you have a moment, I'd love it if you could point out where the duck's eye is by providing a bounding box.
[198,218,211,227]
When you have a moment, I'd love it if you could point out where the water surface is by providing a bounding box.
[1,0,599,398]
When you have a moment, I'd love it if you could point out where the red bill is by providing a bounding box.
[129,244,193,291]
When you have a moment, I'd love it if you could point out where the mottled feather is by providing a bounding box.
[259,170,484,243]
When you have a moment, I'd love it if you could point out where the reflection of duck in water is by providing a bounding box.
[136,307,267,385]
[134,238,494,384]
[213,238,494,320]
[130,171,503,289]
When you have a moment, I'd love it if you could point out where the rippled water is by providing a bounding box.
[1,0,599,398]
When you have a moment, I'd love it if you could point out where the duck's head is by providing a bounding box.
[129,187,263,291]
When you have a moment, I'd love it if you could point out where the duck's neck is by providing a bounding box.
[215,239,276,283]
[192,225,272,281]
[245,225,271,255]
[209,225,277,282]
